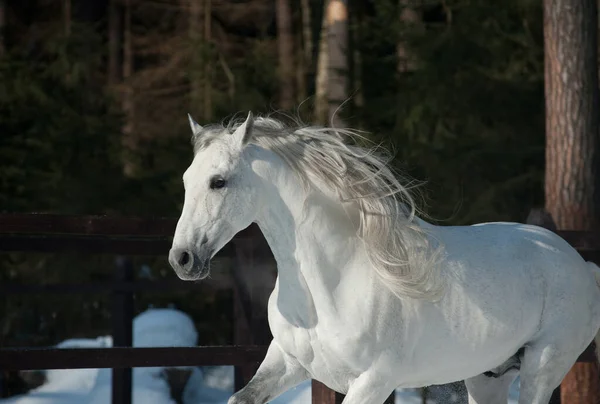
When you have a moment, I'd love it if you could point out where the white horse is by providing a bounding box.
[169,112,600,404]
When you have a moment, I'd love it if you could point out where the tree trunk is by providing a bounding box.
[315,10,329,125]
[63,0,71,36]
[62,0,71,83]
[276,0,295,110]
[203,0,212,120]
[296,30,307,104]
[326,0,348,127]
[108,0,123,86]
[315,0,348,126]
[397,0,421,73]
[544,0,600,230]
[347,0,363,121]
[298,0,312,102]
[544,0,600,402]
[0,0,6,57]
[189,0,201,114]
[122,0,136,177]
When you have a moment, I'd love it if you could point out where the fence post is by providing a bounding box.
[112,257,134,404]
[311,380,344,404]
[310,381,394,404]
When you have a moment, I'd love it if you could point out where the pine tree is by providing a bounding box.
[544,0,600,399]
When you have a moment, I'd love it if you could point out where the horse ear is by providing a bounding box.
[232,111,254,148]
[188,113,203,136]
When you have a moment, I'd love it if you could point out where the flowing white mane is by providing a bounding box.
[193,115,445,300]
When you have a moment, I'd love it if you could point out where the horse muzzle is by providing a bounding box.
[168,247,212,281]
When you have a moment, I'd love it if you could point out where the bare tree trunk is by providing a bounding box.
[63,0,71,36]
[276,0,295,110]
[301,0,312,70]
[544,0,600,402]
[122,0,133,104]
[296,31,307,104]
[189,0,201,114]
[544,0,600,230]
[397,0,421,73]
[0,0,6,57]
[315,0,349,126]
[62,0,71,83]
[347,0,363,121]
[203,0,212,120]
[122,0,136,177]
[315,10,329,124]
[326,0,348,127]
[297,0,312,103]
[108,0,123,86]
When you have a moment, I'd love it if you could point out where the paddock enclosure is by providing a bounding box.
[0,213,598,404]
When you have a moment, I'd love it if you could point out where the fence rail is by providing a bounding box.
[1,213,599,404]
[0,346,268,370]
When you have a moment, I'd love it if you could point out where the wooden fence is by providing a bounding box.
[0,213,350,404]
[0,213,598,404]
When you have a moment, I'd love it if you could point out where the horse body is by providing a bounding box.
[170,112,600,404]
[259,154,599,393]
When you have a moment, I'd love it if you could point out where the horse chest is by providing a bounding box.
[267,290,375,393]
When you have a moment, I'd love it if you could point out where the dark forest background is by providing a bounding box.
[0,0,560,396]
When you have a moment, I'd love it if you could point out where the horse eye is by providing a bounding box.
[209,176,227,190]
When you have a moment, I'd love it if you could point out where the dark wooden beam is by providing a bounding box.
[311,380,344,404]
[0,277,233,295]
[0,346,268,371]
[112,257,134,404]
[0,213,177,236]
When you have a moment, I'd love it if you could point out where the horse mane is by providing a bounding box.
[193,114,445,301]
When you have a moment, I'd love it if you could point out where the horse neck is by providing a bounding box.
[253,155,373,318]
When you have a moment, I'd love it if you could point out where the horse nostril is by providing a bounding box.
[178,251,190,266]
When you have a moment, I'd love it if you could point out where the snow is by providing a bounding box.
[133,308,198,349]
[1,308,520,404]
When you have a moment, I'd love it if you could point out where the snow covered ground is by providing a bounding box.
[1,308,520,404]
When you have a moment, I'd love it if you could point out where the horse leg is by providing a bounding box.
[517,340,591,404]
[465,370,518,404]
[339,371,397,404]
[228,341,309,404]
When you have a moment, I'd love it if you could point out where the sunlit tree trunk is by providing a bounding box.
[297,0,312,103]
[276,0,295,110]
[544,0,600,400]
[326,0,348,127]
[347,0,363,121]
[315,0,348,126]
[315,10,329,124]
[108,0,122,86]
